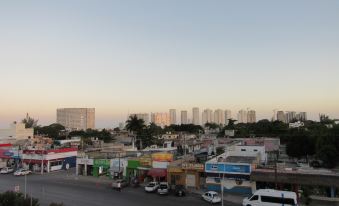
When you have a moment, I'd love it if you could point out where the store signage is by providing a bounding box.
[139,155,152,167]
[182,163,204,171]
[152,153,173,162]
[94,159,110,167]
[205,163,251,174]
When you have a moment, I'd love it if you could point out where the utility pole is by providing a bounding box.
[24,174,27,199]
[275,150,278,189]
[221,173,224,206]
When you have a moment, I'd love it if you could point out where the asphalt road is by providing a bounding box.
[0,170,240,206]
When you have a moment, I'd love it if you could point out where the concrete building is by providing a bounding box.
[276,111,285,123]
[57,108,95,130]
[202,109,214,125]
[181,110,188,124]
[0,122,33,141]
[169,109,176,125]
[285,111,297,123]
[247,110,256,123]
[224,110,232,125]
[296,112,307,121]
[192,107,200,125]
[237,109,248,124]
[151,113,170,128]
[214,109,225,125]
[129,113,149,124]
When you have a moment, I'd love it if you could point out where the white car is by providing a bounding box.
[157,182,170,195]
[202,191,222,204]
[14,169,32,176]
[0,167,14,174]
[145,182,159,192]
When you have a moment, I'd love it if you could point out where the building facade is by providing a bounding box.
[237,110,248,124]
[57,108,95,130]
[0,122,33,141]
[214,109,225,125]
[202,109,214,125]
[247,110,256,123]
[192,107,200,125]
[169,109,176,125]
[276,111,285,123]
[151,113,170,128]
[224,110,232,125]
[181,111,188,124]
[129,113,150,124]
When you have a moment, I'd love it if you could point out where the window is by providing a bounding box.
[261,196,295,205]
[241,149,246,151]
[254,149,258,152]
[250,195,258,201]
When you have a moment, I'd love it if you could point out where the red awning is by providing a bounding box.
[147,168,167,178]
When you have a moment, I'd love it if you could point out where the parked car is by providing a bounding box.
[202,191,221,204]
[144,182,159,192]
[157,182,170,195]
[14,169,32,176]
[112,179,128,189]
[174,185,186,197]
[0,167,14,174]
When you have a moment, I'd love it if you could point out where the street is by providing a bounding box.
[0,170,240,206]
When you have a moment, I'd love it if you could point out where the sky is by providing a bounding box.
[0,0,338,128]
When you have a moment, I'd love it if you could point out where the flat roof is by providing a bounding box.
[224,156,257,164]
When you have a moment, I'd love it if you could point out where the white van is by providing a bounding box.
[242,189,298,206]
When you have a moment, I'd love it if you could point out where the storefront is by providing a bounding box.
[110,158,127,179]
[182,162,204,189]
[76,158,93,176]
[126,159,140,181]
[167,162,204,189]
[205,162,254,194]
[137,155,152,183]
[93,159,110,177]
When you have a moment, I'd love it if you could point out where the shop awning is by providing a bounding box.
[147,168,167,178]
[137,166,151,170]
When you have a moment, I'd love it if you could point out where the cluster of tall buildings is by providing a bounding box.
[128,107,256,127]
[276,111,307,123]
[236,109,257,124]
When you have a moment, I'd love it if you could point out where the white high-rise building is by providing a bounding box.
[202,109,214,125]
[57,108,95,130]
[129,113,150,124]
[237,109,248,124]
[247,110,256,123]
[225,110,232,125]
[285,111,297,123]
[297,112,307,121]
[169,109,177,125]
[277,111,285,123]
[192,107,200,125]
[214,109,225,125]
[181,111,188,124]
[151,113,170,128]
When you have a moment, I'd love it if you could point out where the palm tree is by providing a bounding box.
[125,115,145,149]
[125,115,145,133]
[21,113,38,128]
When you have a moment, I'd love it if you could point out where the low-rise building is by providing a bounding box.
[0,122,33,141]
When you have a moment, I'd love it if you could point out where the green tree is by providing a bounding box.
[0,191,40,206]
[21,113,38,128]
[316,145,338,168]
[34,123,66,139]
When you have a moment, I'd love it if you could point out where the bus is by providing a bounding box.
[242,189,298,206]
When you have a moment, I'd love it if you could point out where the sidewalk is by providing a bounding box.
[188,188,246,205]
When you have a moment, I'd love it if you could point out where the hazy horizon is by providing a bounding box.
[1,0,338,128]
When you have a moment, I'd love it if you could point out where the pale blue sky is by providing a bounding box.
[0,0,338,127]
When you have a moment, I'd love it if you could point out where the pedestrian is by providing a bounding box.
[117,181,121,192]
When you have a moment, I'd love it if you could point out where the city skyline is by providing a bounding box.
[1,0,339,127]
